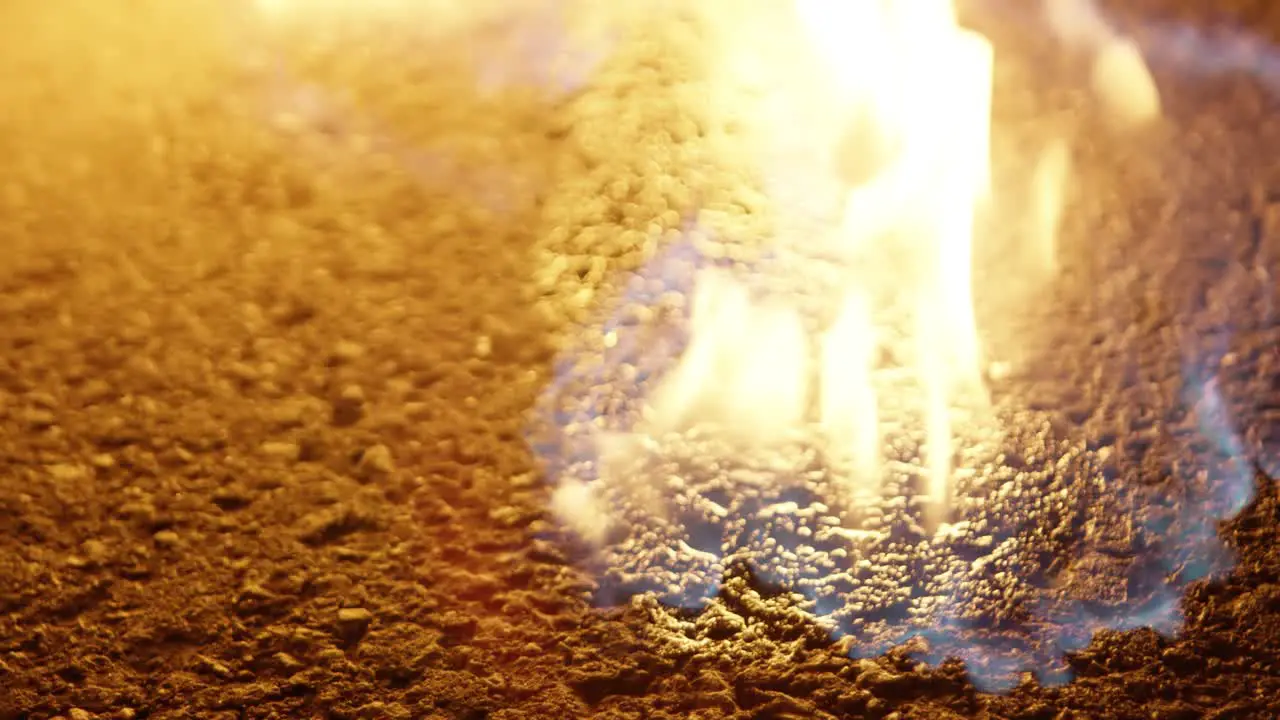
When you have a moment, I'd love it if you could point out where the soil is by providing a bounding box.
[3,2,1280,719]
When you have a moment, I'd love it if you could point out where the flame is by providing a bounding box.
[1044,0,1161,126]
[1030,139,1071,274]
[520,0,1265,693]
[635,0,1002,529]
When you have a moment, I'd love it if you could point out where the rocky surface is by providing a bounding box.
[2,1,1280,718]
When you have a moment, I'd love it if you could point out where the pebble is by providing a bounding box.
[23,408,56,429]
[196,654,233,679]
[47,463,86,481]
[27,391,58,409]
[261,441,301,460]
[331,340,366,364]
[81,540,110,564]
[487,505,525,527]
[274,652,304,671]
[854,661,909,697]
[270,401,308,428]
[89,454,116,469]
[336,607,374,642]
[116,500,159,527]
[332,385,366,427]
[153,530,180,548]
[79,380,113,405]
[357,701,410,720]
[357,444,395,476]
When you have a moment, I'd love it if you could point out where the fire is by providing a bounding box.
[640,0,1001,529]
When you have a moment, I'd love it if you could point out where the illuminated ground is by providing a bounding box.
[2,1,1280,718]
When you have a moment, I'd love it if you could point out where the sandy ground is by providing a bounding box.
[3,1,1280,718]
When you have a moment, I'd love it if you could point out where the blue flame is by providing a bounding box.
[529,203,1269,693]
[520,1,1275,689]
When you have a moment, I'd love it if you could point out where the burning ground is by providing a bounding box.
[3,0,1280,718]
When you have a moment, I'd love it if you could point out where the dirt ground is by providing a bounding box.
[3,1,1280,719]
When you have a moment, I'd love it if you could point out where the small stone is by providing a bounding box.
[403,402,430,420]
[196,654,233,679]
[297,435,325,462]
[331,341,366,364]
[333,546,367,562]
[357,444,395,477]
[24,408,56,430]
[273,652,304,671]
[225,361,260,382]
[699,612,745,640]
[358,701,410,720]
[238,583,275,602]
[312,573,354,595]
[116,501,158,527]
[336,607,374,642]
[437,611,478,643]
[316,647,346,664]
[47,463,86,481]
[27,391,58,409]
[68,709,93,720]
[855,661,911,697]
[153,530,180,548]
[270,401,308,428]
[1160,646,1203,672]
[260,441,301,460]
[79,379,113,405]
[487,505,524,527]
[525,539,567,565]
[332,385,365,427]
[89,454,116,469]
[212,487,253,512]
[81,539,110,564]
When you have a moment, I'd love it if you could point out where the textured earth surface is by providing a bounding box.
[3,1,1280,718]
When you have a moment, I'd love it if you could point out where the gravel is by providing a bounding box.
[2,1,1280,719]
